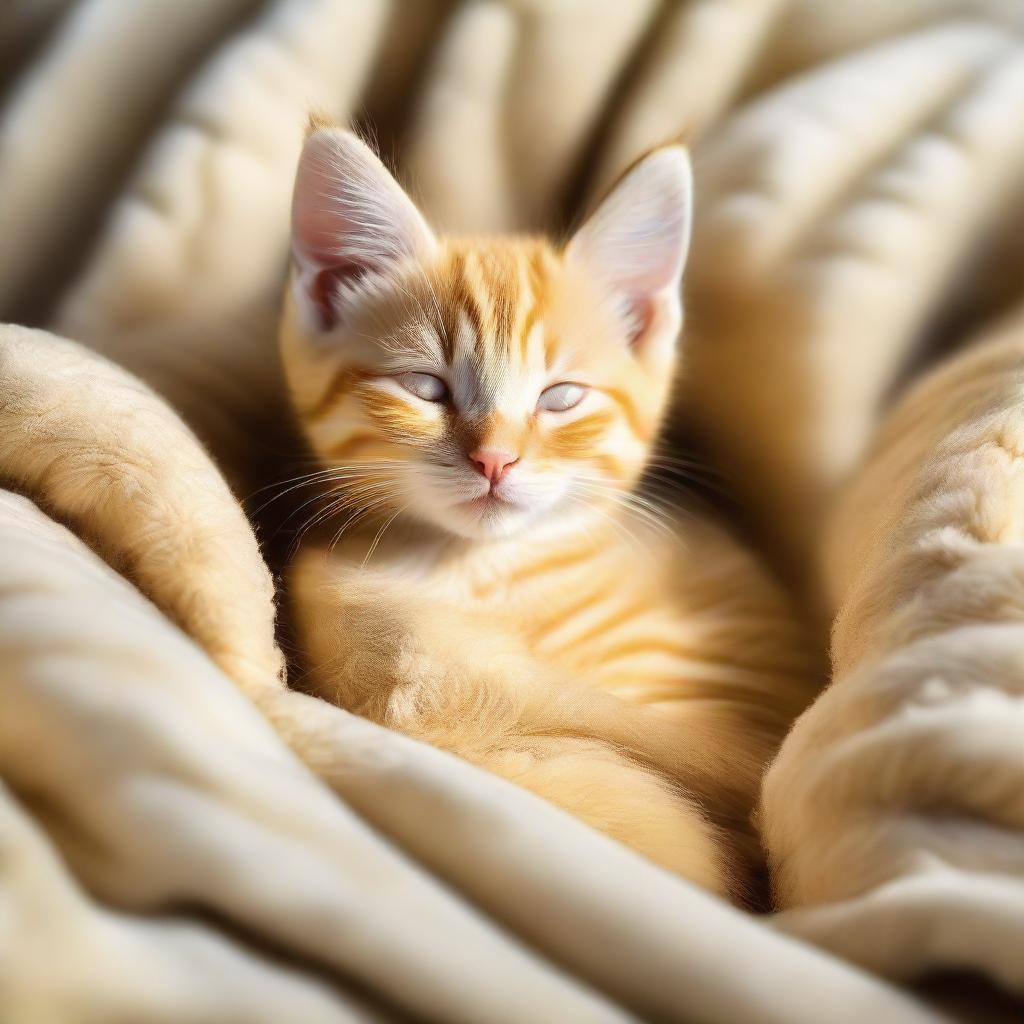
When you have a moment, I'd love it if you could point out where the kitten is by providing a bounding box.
[280,119,811,897]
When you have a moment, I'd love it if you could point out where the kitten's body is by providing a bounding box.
[292,508,810,897]
[281,123,812,897]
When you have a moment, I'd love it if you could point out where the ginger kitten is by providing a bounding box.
[280,121,811,897]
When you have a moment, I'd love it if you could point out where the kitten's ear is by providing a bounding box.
[566,146,692,352]
[291,122,437,331]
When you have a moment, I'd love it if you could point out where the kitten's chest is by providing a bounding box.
[438,535,694,687]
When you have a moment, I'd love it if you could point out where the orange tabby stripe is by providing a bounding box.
[327,431,389,461]
[479,543,597,596]
[548,599,650,654]
[447,250,486,355]
[356,384,438,439]
[548,410,615,457]
[478,249,517,355]
[595,452,629,480]
[524,585,606,643]
[305,366,359,420]
[519,301,541,361]
[603,386,651,441]
[596,634,695,664]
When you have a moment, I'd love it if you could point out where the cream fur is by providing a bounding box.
[291,548,728,894]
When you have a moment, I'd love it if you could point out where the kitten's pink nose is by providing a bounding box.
[470,448,518,484]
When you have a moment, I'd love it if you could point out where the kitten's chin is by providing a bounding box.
[436,501,537,541]
[407,493,545,541]
[409,481,575,541]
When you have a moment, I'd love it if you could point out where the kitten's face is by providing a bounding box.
[282,124,692,542]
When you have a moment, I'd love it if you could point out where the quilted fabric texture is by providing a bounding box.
[1,2,1023,1021]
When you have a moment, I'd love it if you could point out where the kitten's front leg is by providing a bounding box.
[288,546,451,726]
[289,544,545,744]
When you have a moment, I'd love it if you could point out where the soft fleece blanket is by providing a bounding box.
[1,2,1023,1021]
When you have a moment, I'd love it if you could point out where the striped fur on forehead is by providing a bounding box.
[435,238,555,365]
[328,235,594,384]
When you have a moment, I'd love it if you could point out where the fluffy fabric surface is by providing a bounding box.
[1,1,1023,1021]
[0,325,929,1023]
[764,307,1024,990]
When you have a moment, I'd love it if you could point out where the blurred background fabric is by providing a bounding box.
[1,1,1024,1021]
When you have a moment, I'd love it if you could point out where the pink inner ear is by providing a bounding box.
[291,129,438,334]
[305,263,363,331]
[566,147,691,352]
[620,292,655,347]
[292,168,368,330]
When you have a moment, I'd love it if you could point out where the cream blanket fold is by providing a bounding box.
[0,493,387,1024]
[682,22,1024,596]
[0,324,632,1024]
[763,307,1024,994]
[0,325,944,1023]
[3,1,1024,1020]
[0,0,266,322]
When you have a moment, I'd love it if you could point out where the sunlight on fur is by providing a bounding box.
[281,119,814,900]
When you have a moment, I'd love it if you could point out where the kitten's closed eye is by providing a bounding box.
[397,372,449,403]
[537,382,588,413]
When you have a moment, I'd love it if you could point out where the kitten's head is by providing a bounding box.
[281,121,692,541]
